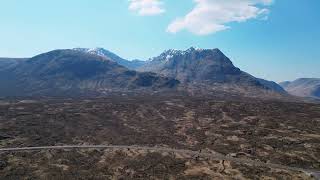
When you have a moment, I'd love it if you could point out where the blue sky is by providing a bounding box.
[0,0,319,82]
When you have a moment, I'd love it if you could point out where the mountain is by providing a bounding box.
[138,47,286,94]
[280,78,320,99]
[279,81,291,88]
[0,49,179,97]
[257,78,287,93]
[0,47,288,98]
[0,58,27,70]
[73,48,146,70]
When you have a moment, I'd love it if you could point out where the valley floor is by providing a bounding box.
[0,95,319,179]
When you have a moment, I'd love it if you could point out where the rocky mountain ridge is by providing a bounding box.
[0,49,179,97]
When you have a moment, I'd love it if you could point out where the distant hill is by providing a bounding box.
[73,48,146,70]
[0,50,179,97]
[280,78,320,99]
[138,47,286,94]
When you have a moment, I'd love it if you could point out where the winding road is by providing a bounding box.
[0,145,319,179]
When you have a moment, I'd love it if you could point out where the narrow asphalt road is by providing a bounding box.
[0,145,319,179]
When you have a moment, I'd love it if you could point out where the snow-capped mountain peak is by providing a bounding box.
[73,47,146,70]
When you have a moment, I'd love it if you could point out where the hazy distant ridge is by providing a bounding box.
[280,78,320,99]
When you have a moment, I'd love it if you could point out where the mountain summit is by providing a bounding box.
[74,48,145,69]
[138,47,285,94]
[139,48,241,83]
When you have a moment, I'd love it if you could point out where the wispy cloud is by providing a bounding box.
[167,0,274,35]
[129,0,165,16]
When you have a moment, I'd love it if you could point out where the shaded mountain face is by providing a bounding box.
[73,48,146,70]
[0,50,179,97]
[257,78,287,94]
[139,47,285,93]
[280,78,320,99]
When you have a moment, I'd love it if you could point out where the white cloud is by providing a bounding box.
[129,0,165,16]
[167,0,274,35]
